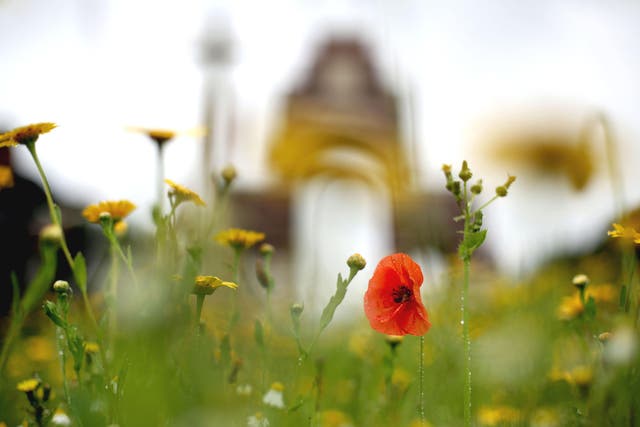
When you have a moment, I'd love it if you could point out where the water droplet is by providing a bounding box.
[460,320,465,325]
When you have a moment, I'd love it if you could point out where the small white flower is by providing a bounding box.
[247,412,270,427]
[51,409,71,426]
[262,382,285,409]
[236,383,253,396]
[604,325,637,365]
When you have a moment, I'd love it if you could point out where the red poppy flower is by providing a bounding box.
[364,253,431,336]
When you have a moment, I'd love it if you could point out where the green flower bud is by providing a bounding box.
[459,160,472,182]
[347,253,366,271]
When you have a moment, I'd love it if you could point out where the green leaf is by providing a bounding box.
[254,319,265,349]
[459,229,487,259]
[10,272,20,316]
[73,252,88,294]
[43,300,66,328]
[318,273,349,333]
[620,285,627,309]
[585,296,597,319]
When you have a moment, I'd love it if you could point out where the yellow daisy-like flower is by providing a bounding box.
[16,378,40,392]
[0,123,56,148]
[608,223,640,244]
[128,126,206,147]
[477,405,522,426]
[556,293,584,321]
[0,165,14,189]
[192,275,238,296]
[165,179,206,207]
[83,341,100,354]
[215,228,265,250]
[82,200,136,223]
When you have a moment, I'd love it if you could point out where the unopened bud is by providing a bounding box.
[495,186,508,197]
[572,274,589,290]
[290,303,304,317]
[259,243,274,256]
[598,332,612,343]
[385,335,404,350]
[221,165,237,186]
[40,224,63,246]
[470,179,483,195]
[347,253,367,271]
[52,280,70,294]
[458,160,472,182]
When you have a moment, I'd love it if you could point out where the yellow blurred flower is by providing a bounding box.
[318,409,354,427]
[215,228,265,250]
[128,126,206,147]
[557,293,584,320]
[391,367,412,391]
[24,336,56,362]
[114,220,128,236]
[82,200,136,223]
[16,378,40,392]
[565,365,593,388]
[607,223,640,244]
[165,179,206,207]
[586,283,617,304]
[530,408,561,427]
[478,405,522,426]
[0,165,14,189]
[193,275,238,296]
[0,122,56,147]
[83,341,100,354]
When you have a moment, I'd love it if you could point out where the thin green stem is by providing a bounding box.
[419,335,425,426]
[109,240,119,347]
[26,142,74,268]
[195,295,205,335]
[461,180,472,427]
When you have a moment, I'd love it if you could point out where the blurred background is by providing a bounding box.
[2,0,640,313]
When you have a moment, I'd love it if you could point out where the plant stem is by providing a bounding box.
[195,295,205,334]
[26,142,74,268]
[419,335,426,426]
[462,181,472,427]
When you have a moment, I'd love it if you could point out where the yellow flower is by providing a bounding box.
[215,228,265,250]
[165,179,206,207]
[391,368,412,391]
[608,223,640,244]
[16,378,40,392]
[0,166,14,189]
[82,200,136,223]
[557,293,584,320]
[478,405,522,426]
[193,275,238,296]
[586,284,617,304]
[565,365,593,387]
[83,341,100,354]
[318,409,354,427]
[114,220,128,236]
[24,336,56,362]
[0,123,56,147]
[128,126,206,147]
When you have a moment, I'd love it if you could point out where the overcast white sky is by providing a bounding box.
[2,0,640,283]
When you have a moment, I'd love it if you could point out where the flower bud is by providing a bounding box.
[458,160,472,182]
[52,280,70,294]
[385,335,404,350]
[470,179,483,195]
[347,253,366,271]
[290,303,304,317]
[598,332,612,343]
[572,274,589,290]
[40,224,63,246]
[221,165,237,186]
[495,186,508,197]
[259,243,275,256]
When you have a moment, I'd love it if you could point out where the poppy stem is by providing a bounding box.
[419,335,426,426]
